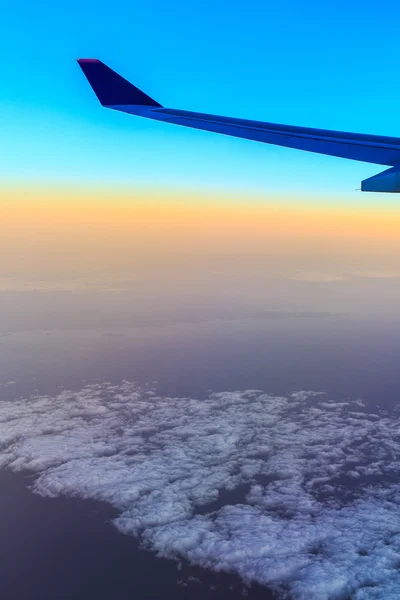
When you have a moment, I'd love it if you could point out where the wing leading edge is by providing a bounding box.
[77,58,400,192]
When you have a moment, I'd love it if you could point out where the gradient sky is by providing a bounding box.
[2,0,400,195]
[2,0,400,334]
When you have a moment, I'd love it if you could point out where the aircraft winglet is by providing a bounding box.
[77,58,162,107]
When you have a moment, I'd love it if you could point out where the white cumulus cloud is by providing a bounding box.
[0,382,400,599]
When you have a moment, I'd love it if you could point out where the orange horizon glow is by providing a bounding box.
[2,184,400,246]
[1,184,400,322]
[1,184,400,279]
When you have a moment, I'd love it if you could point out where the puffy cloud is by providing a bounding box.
[0,382,400,599]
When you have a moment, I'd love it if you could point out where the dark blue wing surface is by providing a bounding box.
[77,59,400,191]
[78,59,161,107]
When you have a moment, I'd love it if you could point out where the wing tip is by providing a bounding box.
[77,58,162,107]
[77,58,102,64]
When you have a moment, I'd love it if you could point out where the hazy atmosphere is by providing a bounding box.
[2,186,400,331]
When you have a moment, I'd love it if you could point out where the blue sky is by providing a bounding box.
[2,0,400,196]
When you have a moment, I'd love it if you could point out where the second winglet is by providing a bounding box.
[77,58,162,108]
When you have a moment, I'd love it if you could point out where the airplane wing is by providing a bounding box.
[77,58,400,193]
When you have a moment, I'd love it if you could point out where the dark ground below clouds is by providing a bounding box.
[0,471,277,600]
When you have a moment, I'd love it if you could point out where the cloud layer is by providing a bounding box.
[0,382,400,599]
